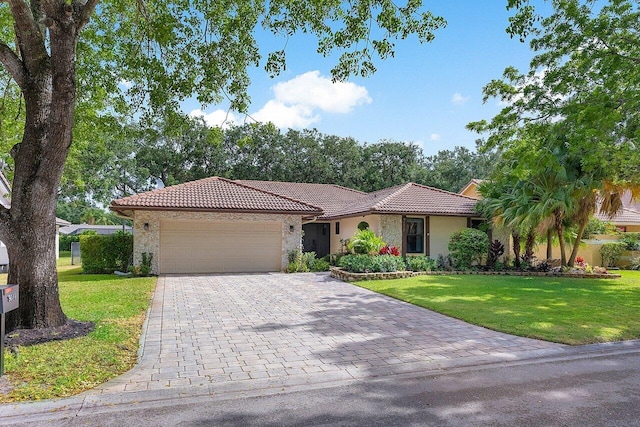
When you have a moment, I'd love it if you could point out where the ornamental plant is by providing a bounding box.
[347,229,386,255]
[600,242,626,268]
[379,245,400,256]
[448,228,489,270]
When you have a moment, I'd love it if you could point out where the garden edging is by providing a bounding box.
[329,267,622,282]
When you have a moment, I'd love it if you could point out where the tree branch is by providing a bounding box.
[76,0,100,30]
[6,0,48,73]
[0,42,26,89]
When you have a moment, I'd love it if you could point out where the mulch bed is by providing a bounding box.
[5,319,95,347]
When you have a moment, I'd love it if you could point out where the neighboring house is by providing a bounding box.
[0,172,71,267]
[458,179,485,200]
[110,177,482,274]
[59,224,133,235]
[460,179,640,232]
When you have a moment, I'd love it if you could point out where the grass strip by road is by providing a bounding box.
[1,264,155,402]
[355,271,640,345]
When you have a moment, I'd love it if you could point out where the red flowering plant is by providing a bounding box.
[576,256,586,268]
[379,245,400,256]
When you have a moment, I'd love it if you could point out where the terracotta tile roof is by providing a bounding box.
[110,177,323,214]
[595,208,640,225]
[333,183,478,218]
[236,180,366,219]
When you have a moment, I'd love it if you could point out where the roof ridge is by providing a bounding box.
[226,178,324,212]
[237,179,367,195]
[112,176,223,205]
[410,182,481,201]
[371,183,413,210]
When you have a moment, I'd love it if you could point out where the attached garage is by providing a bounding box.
[159,220,282,274]
[110,177,323,275]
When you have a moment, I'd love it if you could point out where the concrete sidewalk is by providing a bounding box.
[4,272,633,424]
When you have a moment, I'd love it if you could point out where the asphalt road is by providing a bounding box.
[14,349,640,427]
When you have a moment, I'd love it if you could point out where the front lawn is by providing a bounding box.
[356,271,640,345]
[1,266,156,402]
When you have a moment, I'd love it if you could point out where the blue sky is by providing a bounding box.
[184,2,549,157]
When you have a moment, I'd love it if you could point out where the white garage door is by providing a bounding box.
[159,220,282,274]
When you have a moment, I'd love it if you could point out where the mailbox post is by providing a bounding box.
[0,284,19,377]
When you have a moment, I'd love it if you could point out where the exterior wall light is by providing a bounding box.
[143,222,149,231]
[289,225,294,232]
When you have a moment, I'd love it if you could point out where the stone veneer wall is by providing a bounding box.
[132,210,302,274]
[379,215,403,252]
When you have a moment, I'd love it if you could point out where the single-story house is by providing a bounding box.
[59,223,133,235]
[110,177,482,274]
[0,172,71,267]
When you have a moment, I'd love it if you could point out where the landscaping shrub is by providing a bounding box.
[448,228,489,270]
[437,254,453,271]
[620,233,640,251]
[629,256,640,271]
[59,230,97,251]
[329,252,345,266]
[80,232,133,274]
[582,218,617,239]
[286,250,329,272]
[347,229,385,255]
[600,242,626,267]
[406,256,437,272]
[338,254,405,273]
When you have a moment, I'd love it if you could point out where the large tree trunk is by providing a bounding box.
[512,231,521,268]
[523,227,536,263]
[555,209,567,267]
[546,229,553,259]
[1,1,87,330]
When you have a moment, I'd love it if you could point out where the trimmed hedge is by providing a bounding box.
[80,232,133,274]
[338,254,406,273]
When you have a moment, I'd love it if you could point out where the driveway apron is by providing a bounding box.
[94,273,564,394]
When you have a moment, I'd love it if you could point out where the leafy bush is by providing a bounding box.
[338,254,405,273]
[629,256,640,270]
[437,254,453,271]
[600,242,626,267]
[582,218,617,239]
[59,230,97,251]
[448,228,489,270]
[286,250,329,272]
[406,256,437,272]
[329,252,345,266]
[347,229,386,255]
[80,232,133,274]
[620,233,640,251]
[129,252,154,277]
[379,245,400,256]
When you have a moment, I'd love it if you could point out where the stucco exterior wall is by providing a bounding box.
[329,215,381,254]
[379,215,403,251]
[429,216,468,259]
[132,210,303,274]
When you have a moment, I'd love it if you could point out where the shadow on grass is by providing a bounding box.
[58,267,132,283]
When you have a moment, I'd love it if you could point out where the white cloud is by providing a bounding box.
[187,70,371,130]
[451,92,469,106]
[252,71,371,128]
[189,109,240,128]
[430,133,441,141]
[252,101,318,129]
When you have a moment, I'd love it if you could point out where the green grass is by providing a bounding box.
[356,271,640,345]
[1,266,156,402]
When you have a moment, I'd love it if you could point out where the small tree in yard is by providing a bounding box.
[448,228,489,270]
[0,0,444,331]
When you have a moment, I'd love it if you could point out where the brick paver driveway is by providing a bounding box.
[96,273,564,394]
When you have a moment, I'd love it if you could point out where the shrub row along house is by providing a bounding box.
[110,177,483,274]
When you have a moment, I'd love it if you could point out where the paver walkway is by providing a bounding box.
[94,273,564,395]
